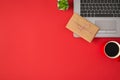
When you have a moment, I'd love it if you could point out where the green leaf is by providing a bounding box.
[57,0,69,10]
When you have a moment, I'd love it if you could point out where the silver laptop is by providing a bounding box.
[74,0,120,37]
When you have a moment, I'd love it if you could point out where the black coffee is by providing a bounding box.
[105,42,119,57]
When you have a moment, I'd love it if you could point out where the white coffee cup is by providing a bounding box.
[104,41,120,59]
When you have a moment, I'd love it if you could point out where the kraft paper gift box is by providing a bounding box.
[66,13,99,42]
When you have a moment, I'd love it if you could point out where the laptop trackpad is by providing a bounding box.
[95,20,116,31]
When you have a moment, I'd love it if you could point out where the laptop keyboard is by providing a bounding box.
[80,0,120,17]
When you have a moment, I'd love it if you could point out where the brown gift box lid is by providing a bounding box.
[66,13,100,43]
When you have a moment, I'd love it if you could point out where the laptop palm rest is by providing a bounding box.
[73,20,117,37]
[95,20,116,33]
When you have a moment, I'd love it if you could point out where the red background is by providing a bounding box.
[0,0,120,80]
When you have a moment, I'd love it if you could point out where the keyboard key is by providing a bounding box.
[116,10,119,13]
[112,0,114,3]
[99,10,102,13]
[96,10,99,13]
[114,0,118,3]
[88,14,90,17]
[91,14,94,17]
[119,10,120,13]
[91,0,94,3]
[118,6,120,9]
[103,4,105,6]
[88,10,91,13]
[81,4,84,6]
[84,0,87,3]
[101,0,104,3]
[106,4,109,6]
[94,0,97,3]
[81,10,84,13]
[113,10,115,13]
[118,4,120,7]
[109,10,112,13]
[105,0,107,3]
[92,7,95,9]
[85,4,88,6]
[106,10,109,14]
[95,14,113,17]
[81,0,83,3]
[102,10,105,13]
[90,10,93,13]
[108,0,112,3]
[84,10,87,13]
[108,10,111,13]
[87,0,91,3]
[97,0,100,3]
[113,4,116,6]
[95,4,98,6]
[114,14,118,17]
[80,14,84,17]
[112,0,118,3]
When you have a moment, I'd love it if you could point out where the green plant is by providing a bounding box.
[57,0,69,10]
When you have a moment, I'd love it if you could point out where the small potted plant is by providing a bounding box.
[57,0,69,10]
